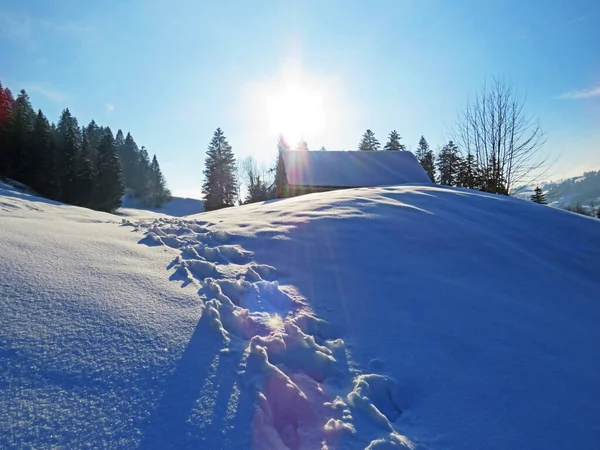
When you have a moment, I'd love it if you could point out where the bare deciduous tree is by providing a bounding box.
[239,155,274,204]
[454,77,548,194]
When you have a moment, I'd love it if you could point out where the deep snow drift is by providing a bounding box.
[1,181,600,449]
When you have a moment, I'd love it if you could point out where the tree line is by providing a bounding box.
[0,81,170,212]
[202,78,551,210]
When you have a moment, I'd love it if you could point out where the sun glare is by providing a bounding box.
[265,79,326,146]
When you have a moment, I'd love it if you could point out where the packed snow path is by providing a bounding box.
[130,218,413,449]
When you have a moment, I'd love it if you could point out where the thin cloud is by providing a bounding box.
[558,86,600,100]
[106,103,115,112]
[24,84,67,102]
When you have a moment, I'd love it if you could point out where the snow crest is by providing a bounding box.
[130,217,414,449]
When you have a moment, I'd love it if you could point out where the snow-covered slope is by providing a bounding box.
[1,181,600,449]
[516,170,600,208]
[119,193,205,218]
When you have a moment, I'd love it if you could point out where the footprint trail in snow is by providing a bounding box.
[129,218,414,449]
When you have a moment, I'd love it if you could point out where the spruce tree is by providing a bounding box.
[457,152,477,189]
[7,90,35,183]
[277,134,290,153]
[135,146,152,201]
[358,129,380,151]
[530,187,547,204]
[29,110,56,197]
[120,132,140,191]
[0,84,14,178]
[245,175,270,204]
[202,128,237,211]
[56,108,82,204]
[436,141,461,186]
[295,139,309,151]
[273,136,289,197]
[95,133,124,212]
[415,136,435,182]
[77,131,95,207]
[149,154,171,207]
[383,130,405,151]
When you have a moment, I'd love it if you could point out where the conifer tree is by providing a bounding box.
[457,152,477,189]
[7,90,35,183]
[437,141,461,186]
[530,187,547,204]
[0,83,14,178]
[383,130,405,151]
[77,131,95,207]
[358,129,380,151]
[135,146,152,200]
[120,132,140,190]
[29,110,56,197]
[202,128,237,211]
[295,139,309,151]
[149,154,171,207]
[95,133,124,212]
[273,136,289,197]
[245,175,270,204]
[415,136,435,182]
[277,134,290,153]
[56,108,82,204]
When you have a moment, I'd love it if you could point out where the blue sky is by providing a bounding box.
[1,0,599,197]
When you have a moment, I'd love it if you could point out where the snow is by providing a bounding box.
[2,181,600,449]
[119,193,205,218]
[281,150,432,187]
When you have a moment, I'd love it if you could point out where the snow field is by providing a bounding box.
[131,217,414,449]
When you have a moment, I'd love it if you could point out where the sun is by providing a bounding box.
[265,78,326,147]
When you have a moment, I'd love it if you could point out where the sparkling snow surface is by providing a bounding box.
[1,181,600,449]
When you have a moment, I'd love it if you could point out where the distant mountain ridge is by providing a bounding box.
[516,170,600,208]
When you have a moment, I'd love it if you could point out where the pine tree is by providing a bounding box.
[29,110,56,197]
[415,136,435,182]
[95,133,124,212]
[358,129,380,151]
[202,128,238,211]
[436,141,461,186]
[295,139,309,151]
[383,130,405,151]
[530,186,547,204]
[55,108,82,204]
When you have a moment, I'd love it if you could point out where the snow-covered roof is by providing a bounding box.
[281,150,431,187]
